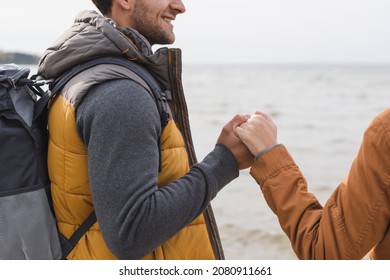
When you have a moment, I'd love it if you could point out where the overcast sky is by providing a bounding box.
[2,0,390,64]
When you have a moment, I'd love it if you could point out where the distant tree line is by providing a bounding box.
[0,50,40,64]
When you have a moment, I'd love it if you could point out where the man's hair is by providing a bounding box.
[91,0,112,15]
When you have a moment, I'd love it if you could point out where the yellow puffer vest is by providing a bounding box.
[48,64,217,259]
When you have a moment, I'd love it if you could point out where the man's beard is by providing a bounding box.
[132,1,175,45]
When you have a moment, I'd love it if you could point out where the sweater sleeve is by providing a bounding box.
[76,79,239,259]
[249,109,390,259]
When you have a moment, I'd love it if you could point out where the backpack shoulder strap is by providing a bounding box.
[50,56,171,129]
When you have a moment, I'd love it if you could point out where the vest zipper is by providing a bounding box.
[168,48,225,260]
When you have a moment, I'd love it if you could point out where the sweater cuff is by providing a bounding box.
[198,144,239,194]
[249,144,296,187]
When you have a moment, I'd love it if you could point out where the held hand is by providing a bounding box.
[235,111,278,156]
[217,114,254,170]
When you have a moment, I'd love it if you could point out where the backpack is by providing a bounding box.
[0,57,170,259]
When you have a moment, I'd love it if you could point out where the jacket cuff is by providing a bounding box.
[249,144,296,187]
[253,144,283,162]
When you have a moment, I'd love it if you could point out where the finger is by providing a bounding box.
[232,113,247,124]
[254,111,268,118]
[234,125,244,137]
[231,113,250,130]
[254,111,275,124]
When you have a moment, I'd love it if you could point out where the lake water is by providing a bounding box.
[183,64,390,259]
[25,63,390,259]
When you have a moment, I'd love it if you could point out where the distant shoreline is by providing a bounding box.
[0,50,40,65]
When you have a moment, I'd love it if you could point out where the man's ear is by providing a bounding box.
[114,0,132,10]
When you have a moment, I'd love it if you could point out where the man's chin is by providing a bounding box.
[149,33,175,46]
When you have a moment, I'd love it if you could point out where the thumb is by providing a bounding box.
[234,125,244,138]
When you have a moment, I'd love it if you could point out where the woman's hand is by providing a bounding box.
[234,111,278,157]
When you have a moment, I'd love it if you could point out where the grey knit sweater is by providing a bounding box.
[76,79,239,259]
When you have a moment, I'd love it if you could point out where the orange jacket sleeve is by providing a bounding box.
[249,108,390,259]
